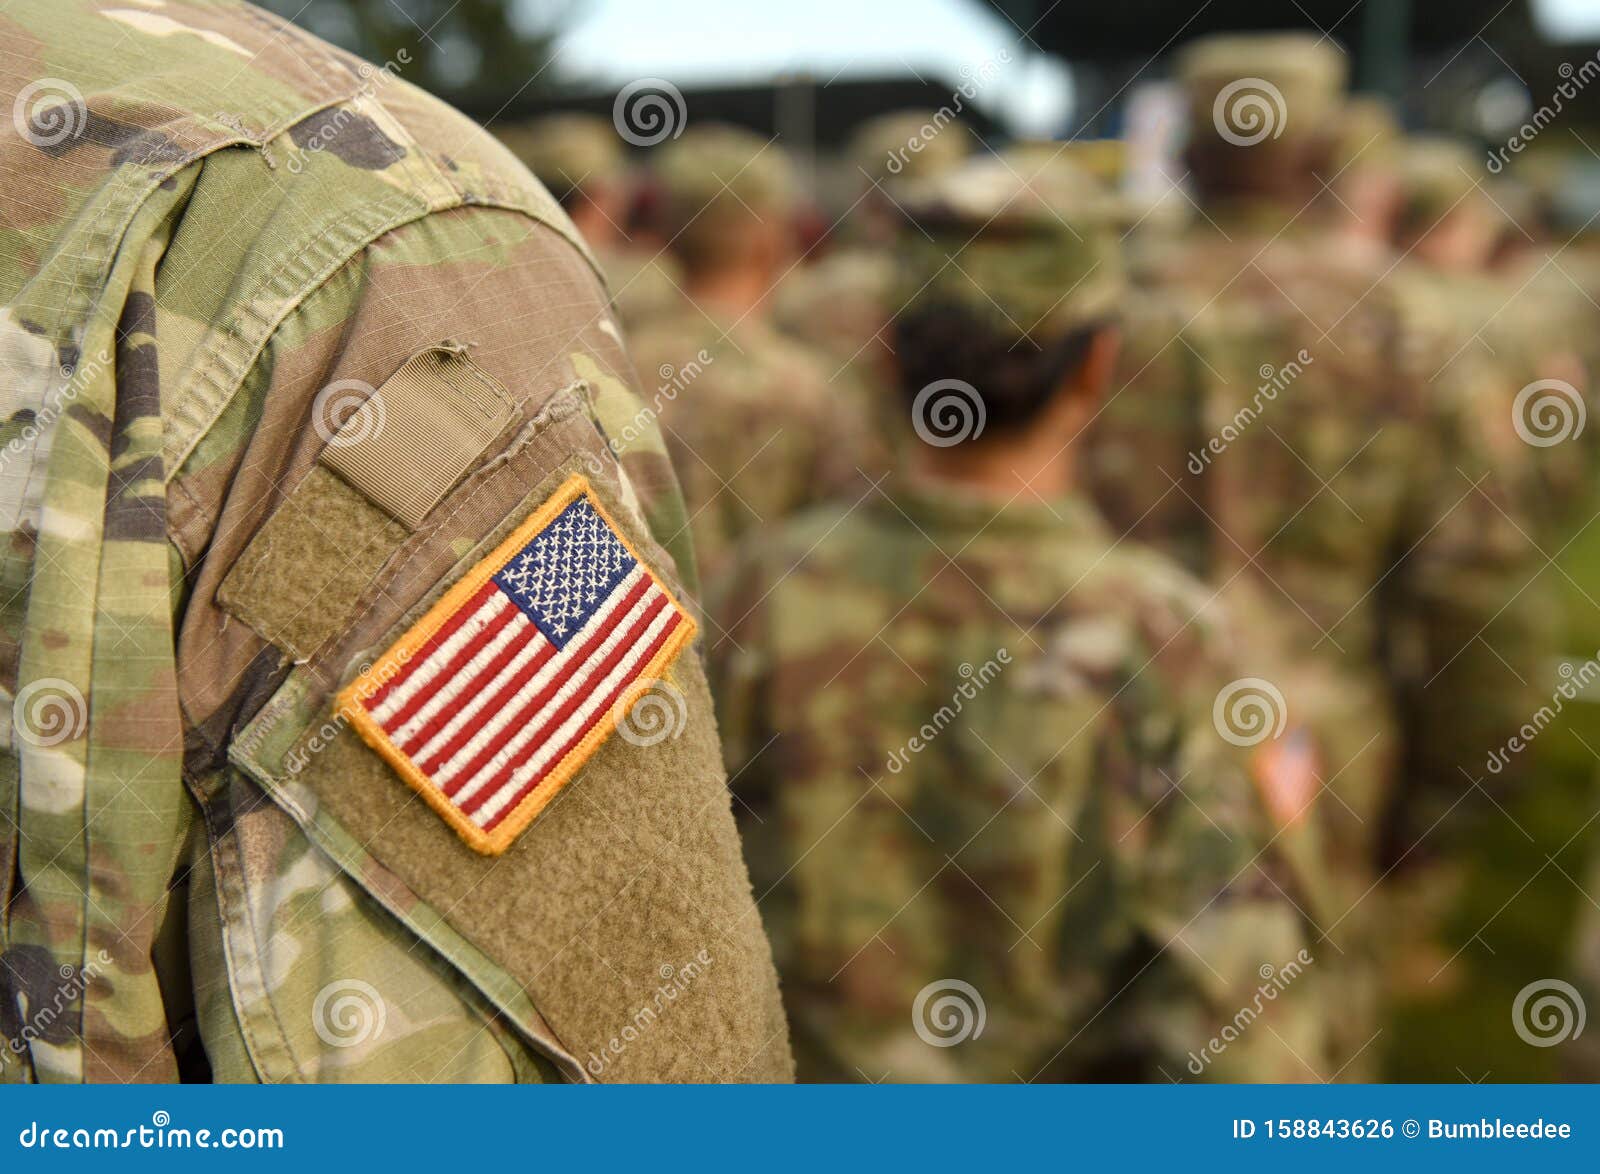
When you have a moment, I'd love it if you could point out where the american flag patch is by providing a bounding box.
[337,475,696,855]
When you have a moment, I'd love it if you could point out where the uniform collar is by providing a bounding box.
[874,474,1108,541]
[1202,197,1318,236]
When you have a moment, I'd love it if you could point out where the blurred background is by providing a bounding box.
[257,0,1600,1082]
[260,0,1600,214]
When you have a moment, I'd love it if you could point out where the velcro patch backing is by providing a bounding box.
[337,474,697,855]
[217,466,408,660]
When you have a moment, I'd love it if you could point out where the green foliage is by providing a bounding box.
[257,0,567,114]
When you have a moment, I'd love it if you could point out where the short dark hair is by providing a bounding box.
[1184,135,1333,204]
[893,301,1108,435]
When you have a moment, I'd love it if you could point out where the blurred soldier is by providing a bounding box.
[714,157,1327,1083]
[775,111,976,466]
[498,113,685,329]
[1085,34,1551,1075]
[0,0,791,1083]
[1329,96,1402,264]
[1389,138,1586,538]
[828,108,975,245]
[629,124,866,593]
[1480,163,1599,525]
[1380,138,1572,1007]
[1389,140,1528,503]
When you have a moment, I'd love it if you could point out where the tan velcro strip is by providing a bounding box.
[217,466,409,661]
[320,345,513,528]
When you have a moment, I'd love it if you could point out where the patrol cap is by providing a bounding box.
[1394,136,1483,226]
[1176,32,1349,147]
[1003,140,1142,230]
[1331,95,1400,173]
[1047,138,1127,185]
[653,123,797,262]
[895,154,1125,341]
[495,113,625,203]
[848,109,973,185]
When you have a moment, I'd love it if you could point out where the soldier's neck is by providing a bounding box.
[916,435,1079,502]
[687,269,773,321]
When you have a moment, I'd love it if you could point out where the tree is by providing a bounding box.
[258,0,570,117]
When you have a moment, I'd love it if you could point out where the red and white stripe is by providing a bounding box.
[361,565,684,832]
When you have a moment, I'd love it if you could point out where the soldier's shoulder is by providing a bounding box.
[1072,534,1235,664]
[594,245,687,325]
[6,0,584,256]
[756,497,888,569]
[636,311,837,405]
[778,247,895,307]
[625,308,712,361]
[711,499,888,633]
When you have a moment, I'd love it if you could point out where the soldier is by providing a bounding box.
[1388,140,1527,513]
[497,112,686,329]
[824,108,975,246]
[1378,138,1569,1016]
[1328,95,1402,264]
[1085,34,1552,1075]
[713,157,1327,1083]
[0,0,791,1083]
[628,124,866,596]
[774,111,975,464]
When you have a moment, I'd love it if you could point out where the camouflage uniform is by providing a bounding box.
[714,159,1328,1084]
[0,0,790,1084]
[592,245,688,333]
[628,125,867,594]
[1086,36,1551,1072]
[496,113,686,330]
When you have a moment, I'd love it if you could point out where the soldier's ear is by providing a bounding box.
[1075,324,1122,402]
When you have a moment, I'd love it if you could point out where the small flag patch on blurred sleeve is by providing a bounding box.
[1250,726,1320,831]
[337,474,696,855]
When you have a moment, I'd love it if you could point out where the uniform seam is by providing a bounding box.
[162,197,603,529]
[161,186,432,478]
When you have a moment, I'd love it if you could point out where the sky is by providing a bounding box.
[1536,0,1600,39]
[526,0,1600,139]
[533,0,1075,137]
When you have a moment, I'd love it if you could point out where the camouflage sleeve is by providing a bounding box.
[165,203,791,1084]
[2,204,190,1083]
[4,0,790,1086]
[1099,604,1329,1083]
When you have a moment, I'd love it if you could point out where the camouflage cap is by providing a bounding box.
[1003,141,1141,230]
[1056,138,1127,185]
[1504,151,1568,230]
[653,122,796,246]
[1176,33,1348,146]
[1331,95,1400,173]
[1394,136,1482,225]
[848,109,973,185]
[494,113,625,202]
[894,155,1124,340]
